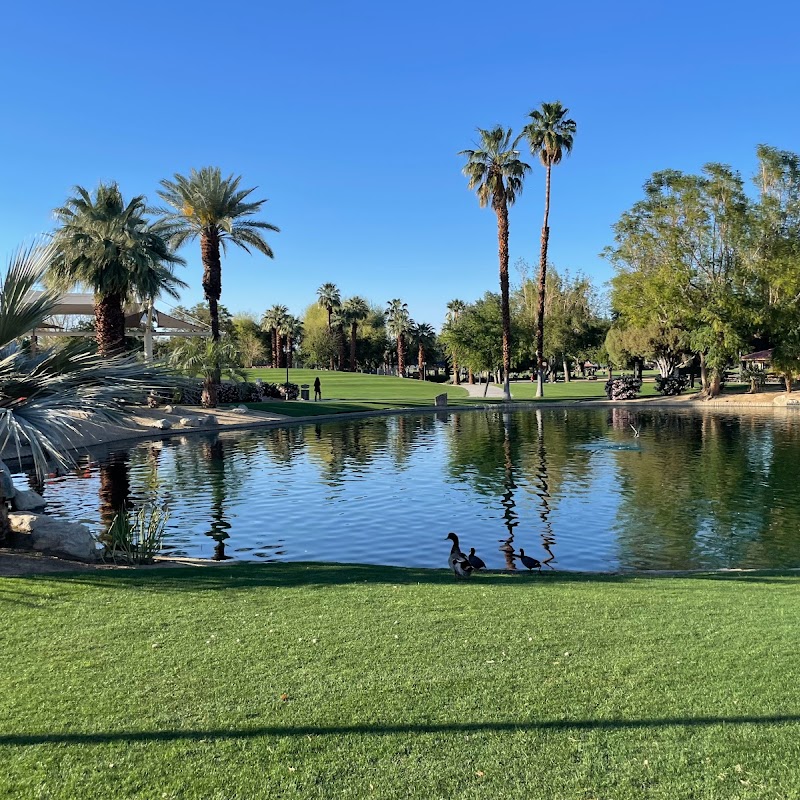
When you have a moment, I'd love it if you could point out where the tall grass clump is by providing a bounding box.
[106,503,169,565]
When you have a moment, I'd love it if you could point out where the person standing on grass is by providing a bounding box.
[314,376,322,401]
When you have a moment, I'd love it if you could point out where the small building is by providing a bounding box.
[740,348,773,371]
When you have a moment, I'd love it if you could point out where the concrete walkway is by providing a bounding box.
[461,381,508,399]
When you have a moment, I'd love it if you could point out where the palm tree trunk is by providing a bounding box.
[418,343,424,380]
[398,334,406,377]
[202,376,218,408]
[288,335,294,368]
[563,358,571,382]
[272,328,278,368]
[350,323,358,372]
[453,353,460,384]
[338,325,347,371]
[200,229,222,342]
[494,192,512,400]
[278,335,285,368]
[95,292,126,356]
[535,165,552,399]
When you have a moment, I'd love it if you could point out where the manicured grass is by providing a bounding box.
[3,564,800,798]
[506,378,701,401]
[247,369,469,402]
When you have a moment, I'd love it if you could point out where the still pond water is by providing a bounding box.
[13,408,800,571]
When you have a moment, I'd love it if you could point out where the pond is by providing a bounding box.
[12,407,800,571]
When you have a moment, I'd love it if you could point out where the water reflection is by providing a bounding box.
[21,409,800,571]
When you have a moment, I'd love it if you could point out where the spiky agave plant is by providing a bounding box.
[0,242,178,486]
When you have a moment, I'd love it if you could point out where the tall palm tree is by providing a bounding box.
[157,167,279,342]
[410,322,436,380]
[261,304,288,368]
[284,315,303,368]
[341,296,369,371]
[522,101,577,398]
[445,299,467,384]
[460,127,530,399]
[385,299,411,377]
[50,183,184,356]
[316,283,341,368]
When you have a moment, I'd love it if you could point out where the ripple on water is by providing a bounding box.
[14,408,800,571]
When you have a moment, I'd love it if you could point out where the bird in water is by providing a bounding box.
[467,547,486,571]
[446,532,474,579]
[518,549,542,572]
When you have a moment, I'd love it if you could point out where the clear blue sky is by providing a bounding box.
[2,0,798,328]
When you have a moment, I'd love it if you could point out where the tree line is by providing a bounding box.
[606,144,800,395]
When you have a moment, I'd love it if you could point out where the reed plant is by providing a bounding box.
[106,502,168,565]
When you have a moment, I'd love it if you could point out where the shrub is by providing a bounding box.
[655,375,688,396]
[604,375,642,400]
[106,503,169,565]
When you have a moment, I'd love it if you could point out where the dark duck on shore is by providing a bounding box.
[467,547,486,571]
[446,532,474,579]
[518,549,542,572]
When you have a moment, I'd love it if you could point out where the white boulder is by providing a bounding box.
[9,513,99,561]
[152,419,173,430]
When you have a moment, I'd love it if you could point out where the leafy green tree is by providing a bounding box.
[385,299,412,376]
[522,102,577,397]
[299,303,338,368]
[460,126,530,399]
[607,166,749,396]
[232,313,266,368]
[50,183,184,356]
[157,167,279,342]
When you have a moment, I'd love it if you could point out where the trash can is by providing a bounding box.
[300,384,310,400]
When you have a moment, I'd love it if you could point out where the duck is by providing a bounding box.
[518,549,542,572]
[467,547,486,571]
[445,532,474,579]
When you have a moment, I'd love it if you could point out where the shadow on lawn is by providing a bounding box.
[4,714,800,747]
[22,562,800,592]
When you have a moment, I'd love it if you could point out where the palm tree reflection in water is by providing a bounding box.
[534,410,556,568]
[500,414,519,569]
[204,439,232,560]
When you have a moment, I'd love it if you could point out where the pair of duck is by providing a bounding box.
[446,532,542,578]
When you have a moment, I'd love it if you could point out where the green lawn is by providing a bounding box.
[506,377,702,401]
[247,369,469,402]
[3,564,800,798]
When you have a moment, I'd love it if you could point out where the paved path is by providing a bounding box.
[461,381,508,399]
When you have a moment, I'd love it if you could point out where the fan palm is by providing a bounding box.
[410,322,436,380]
[460,127,530,399]
[316,283,341,368]
[169,338,245,409]
[385,299,412,377]
[261,304,289,368]
[0,243,177,536]
[445,299,467,384]
[157,167,279,342]
[522,101,577,397]
[341,296,369,371]
[50,183,185,356]
[284,315,303,368]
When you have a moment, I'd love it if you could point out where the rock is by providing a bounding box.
[203,415,219,427]
[434,393,448,408]
[9,513,99,561]
[152,419,172,430]
[230,406,248,414]
[164,405,174,413]
[180,417,204,428]
[0,460,16,500]
[12,489,46,512]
